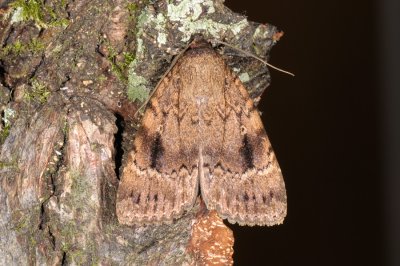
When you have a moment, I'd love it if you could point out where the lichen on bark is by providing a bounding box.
[127,0,281,104]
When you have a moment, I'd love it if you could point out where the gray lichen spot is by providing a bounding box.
[230,19,249,35]
[2,108,15,126]
[175,18,248,42]
[136,9,168,48]
[167,0,215,21]
[135,38,145,57]
[0,107,16,144]
[154,13,168,45]
[166,0,248,42]
[252,25,274,56]
[157,32,167,45]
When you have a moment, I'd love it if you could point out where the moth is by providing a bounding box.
[116,40,287,226]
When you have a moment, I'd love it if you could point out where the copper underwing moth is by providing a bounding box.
[116,40,287,226]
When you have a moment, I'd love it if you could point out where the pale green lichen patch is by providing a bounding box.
[252,25,272,56]
[154,13,168,45]
[1,108,16,144]
[2,108,15,127]
[126,5,161,101]
[10,7,24,23]
[127,11,152,103]
[253,25,270,40]
[136,11,168,48]
[238,72,250,83]
[127,65,149,103]
[23,79,51,104]
[157,32,167,45]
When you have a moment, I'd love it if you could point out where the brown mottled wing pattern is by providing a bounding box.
[116,44,287,226]
[199,63,287,226]
[116,59,200,225]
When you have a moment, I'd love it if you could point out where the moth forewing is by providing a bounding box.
[116,42,287,226]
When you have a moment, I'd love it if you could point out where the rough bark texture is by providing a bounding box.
[0,0,281,264]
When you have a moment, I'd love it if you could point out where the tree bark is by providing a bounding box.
[0,0,281,264]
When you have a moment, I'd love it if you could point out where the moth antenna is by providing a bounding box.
[134,42,193,118]
[213,40,295,77]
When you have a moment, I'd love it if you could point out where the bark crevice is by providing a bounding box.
[114,113,125,181]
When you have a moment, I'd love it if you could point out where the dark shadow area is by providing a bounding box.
[0,65,6,86]
[114,113,125,180]
[224,0,387,265]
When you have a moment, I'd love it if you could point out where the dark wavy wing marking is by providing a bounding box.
[116,62,199,225]
[200,68,287,226]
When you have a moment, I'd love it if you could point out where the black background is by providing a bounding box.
[223,0,400,265]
